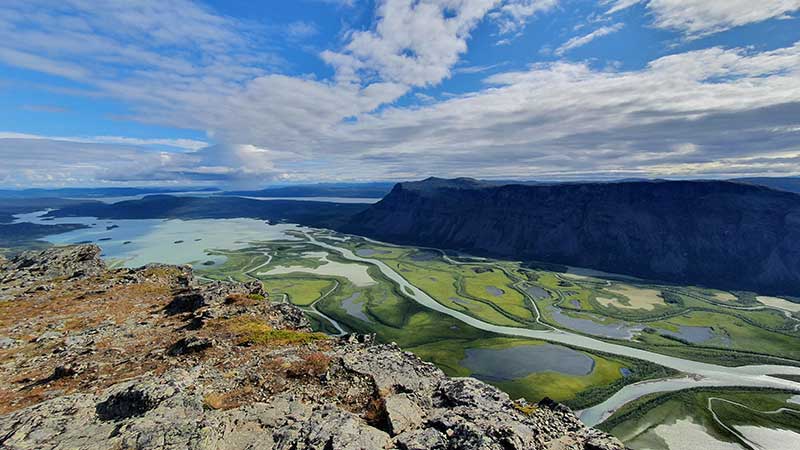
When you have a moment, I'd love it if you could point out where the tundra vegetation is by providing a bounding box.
[194,231,800,447]
[599,388,800,450]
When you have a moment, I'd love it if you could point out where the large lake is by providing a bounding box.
[15,210,305,267]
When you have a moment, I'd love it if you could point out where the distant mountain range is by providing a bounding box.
[48,195,368,229]
[0,187,218,199]
[0,198,101,223]
[343,177,800,295]
[222,182,395,199]
[3,177,799,201]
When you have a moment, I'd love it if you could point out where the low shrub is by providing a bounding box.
[286,352,332,378]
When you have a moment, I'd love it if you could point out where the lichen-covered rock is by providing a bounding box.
[0,244,625,450]
[0,244,105,300]
[385,393,425,435]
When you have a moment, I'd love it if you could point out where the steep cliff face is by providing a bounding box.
[0,245,623,450]
[343,178,800,295]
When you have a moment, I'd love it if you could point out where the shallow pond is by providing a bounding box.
[549,307,643,339]
[341,292,370,322]
[648,418,745,450]
[450,297,470,306]
[486,286,504,296]
[658,325,715,344]
[525,285,550,300]
[461,344,595,381]
[735,426,800,450]
[259,252,376,287]
[410,251,437,261]
[355,248,390,257]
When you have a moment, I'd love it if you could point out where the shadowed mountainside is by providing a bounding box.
[343,178,800,295]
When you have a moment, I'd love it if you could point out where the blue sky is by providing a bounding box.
[1,0,799,187]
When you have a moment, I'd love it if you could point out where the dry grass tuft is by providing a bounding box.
[286,352,332,379]
[203,385,256,410]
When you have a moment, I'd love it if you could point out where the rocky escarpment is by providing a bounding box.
[0,245,623,450]
[343,177,800,295]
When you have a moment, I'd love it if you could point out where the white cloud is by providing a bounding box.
[490,0,559,34]
[2,0,800,185]
[602,0,641,15]
[555,23,624,56]
[286,21,318,40]
[322,0,503,87]
[648,0,800,36]
[604,0,800,37]
[0,132,207,151]
[0,136,286,187]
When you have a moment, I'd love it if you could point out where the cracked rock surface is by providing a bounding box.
[0,245,624,450]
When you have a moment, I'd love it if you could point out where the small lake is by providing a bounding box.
[461,344,595,381]
[550,307,644,339]
[355,248,390,257]
[658,325,715,344]
[525,285,550,300]
[410,251,438,261]
[486,286,504,296]
[341,292,370,322]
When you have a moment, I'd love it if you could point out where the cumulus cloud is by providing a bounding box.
[318,41,800,180]
[321,0,502,87]
[555,23,624,56]
[604,0,800,37]
[0,137,288,187]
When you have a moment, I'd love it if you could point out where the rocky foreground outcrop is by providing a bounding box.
[0,245,624,450]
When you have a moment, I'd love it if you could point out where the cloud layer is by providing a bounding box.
[605,0,800,37]
[1,0,800,186]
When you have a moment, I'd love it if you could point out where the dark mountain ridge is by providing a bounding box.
[735,176,800,194]
[0,187,218,199]
[343,177,800,295]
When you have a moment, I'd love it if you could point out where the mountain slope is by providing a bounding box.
[736,177,800,194]
[343,178,800,295]
[0,245,622,450]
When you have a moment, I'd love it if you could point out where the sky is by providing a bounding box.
[1,0,799,188]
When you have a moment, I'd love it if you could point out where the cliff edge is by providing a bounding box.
[0,245,623,450]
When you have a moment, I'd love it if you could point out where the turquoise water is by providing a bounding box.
[15,211,304,267]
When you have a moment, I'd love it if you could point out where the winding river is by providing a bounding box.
[304,232,800,426]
